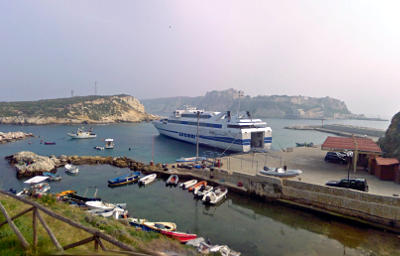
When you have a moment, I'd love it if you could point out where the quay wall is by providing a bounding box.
[210,169,283,198]
[190,167,400,231]
[280,179,400,229]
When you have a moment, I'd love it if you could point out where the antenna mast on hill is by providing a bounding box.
[237,90,244,117]
[71,90,74,97]
[94,81,98,95]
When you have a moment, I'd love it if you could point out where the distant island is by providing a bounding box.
[0,94,157,125]
[142,88,387,120]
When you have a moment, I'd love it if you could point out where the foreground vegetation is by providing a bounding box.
[0,194,196,255]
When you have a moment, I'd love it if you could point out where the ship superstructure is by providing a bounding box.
[152,108,272,152]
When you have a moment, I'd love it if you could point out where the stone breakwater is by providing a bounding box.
[0,131,34,144]
[6,151,149,178]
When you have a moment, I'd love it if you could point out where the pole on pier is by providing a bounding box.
[196,111,200,161]
[152,136,155,165]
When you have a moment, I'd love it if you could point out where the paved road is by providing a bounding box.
[221,147,400,197]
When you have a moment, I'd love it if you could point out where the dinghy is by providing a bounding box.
[138,173,157,185]
[202,186,228,205]
[188,181,207,192]
[259,167,302,177]
[65,164,79,174]
[85,201,126,211]
[166,174,179,186]
[179,179,198,190]
[143,221,177,232]
[108,172,140,187]
[160,230,198,243]
[56,190,76,198]
[43,172,62,181]
[176,156,206,163]
[194,185,213,198]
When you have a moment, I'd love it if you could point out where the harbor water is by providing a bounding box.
[0,119,399,256]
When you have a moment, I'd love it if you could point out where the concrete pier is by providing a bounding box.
[284,124,385,140]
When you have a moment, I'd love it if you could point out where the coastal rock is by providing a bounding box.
[0,95,158,125]
[7,151,148,178]
[7,151,57,177]
[379,111,400,160]
[0,131,34,144]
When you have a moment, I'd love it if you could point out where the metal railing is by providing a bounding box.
[0,191,150,255]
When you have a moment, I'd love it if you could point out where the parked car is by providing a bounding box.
[326,178,369,192]
[324,152,349,164]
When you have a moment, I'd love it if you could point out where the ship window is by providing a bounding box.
[228,124,256,129]
[181,114,211,119]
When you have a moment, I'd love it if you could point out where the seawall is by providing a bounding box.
[160,166,400,232]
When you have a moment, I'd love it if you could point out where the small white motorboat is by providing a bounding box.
[194,185,213,198]
[88,207,127,219]
[85,201,126,211]
[94,146,104,151]
[67,128,97,139]
[105,138,114,149]
[259,167,302,177]
[202,186,228,205]
[65,164,79,174]
[179,179,198,190]
[166,175,179,186]
[139,173,157,185]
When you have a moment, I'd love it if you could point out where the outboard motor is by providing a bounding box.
[205,196,211,203]
[227,111,231,122]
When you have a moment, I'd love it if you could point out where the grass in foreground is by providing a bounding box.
[0,194,197,255]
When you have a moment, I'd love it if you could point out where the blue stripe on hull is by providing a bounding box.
[156,126,272,146]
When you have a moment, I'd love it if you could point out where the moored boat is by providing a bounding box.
[188,181,207,192]
[105,138,114,149]
[67,127,97,139]
[153,108,272,152]
[56,190,76,198]
[179,179,198,190]
[176,156,206,163]
[166,175,179,186]
[202,186,228,205]
[43,172,62,181]
[85,201,126,211]
[259,167,302,177]
[108,172,140,187]
[44,141,56,145]
[194,185,213,198]
[143,221,177,232]
[160,230,198,243]
[139,173,157,185]
[30,182,51,197]
[65,164,79,174]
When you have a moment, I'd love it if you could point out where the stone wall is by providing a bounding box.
[281,179,400,229]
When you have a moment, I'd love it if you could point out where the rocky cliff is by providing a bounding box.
[0,95,157,125]
[379,111,400,159]
[142,88,362,119]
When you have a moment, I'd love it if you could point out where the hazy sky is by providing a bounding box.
[1,1,399,118]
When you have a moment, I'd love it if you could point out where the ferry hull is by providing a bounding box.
[153,121,272,152]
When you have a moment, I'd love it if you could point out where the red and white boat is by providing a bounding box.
[160,230,197,243]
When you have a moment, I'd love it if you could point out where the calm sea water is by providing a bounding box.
[1,119,399,256]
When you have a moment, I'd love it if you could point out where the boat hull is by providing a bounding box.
[153,121,272,152]
[160,230,197,243]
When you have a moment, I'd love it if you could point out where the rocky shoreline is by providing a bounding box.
[0,131,34,144]
[6,151,153,178]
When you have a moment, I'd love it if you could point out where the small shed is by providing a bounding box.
[373,157,400,181]
[321,136,382,172]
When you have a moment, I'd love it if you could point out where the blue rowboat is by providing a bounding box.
[42,172,62,181]
[108,172,141,187]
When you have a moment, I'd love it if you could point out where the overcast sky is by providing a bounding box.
[1,1,399,118]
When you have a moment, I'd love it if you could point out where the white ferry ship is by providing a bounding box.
[152,108,272,152]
